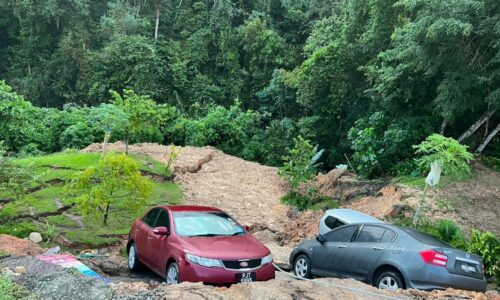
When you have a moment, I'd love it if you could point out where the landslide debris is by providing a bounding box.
[0,234,44,256]
[1,256,112,300]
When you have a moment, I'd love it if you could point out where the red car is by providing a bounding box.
[127,205,275,285]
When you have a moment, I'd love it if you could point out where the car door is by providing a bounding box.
[311,225,359,277]
[344,225,396,281]
[148,209,172,275]
[136,208,160,265]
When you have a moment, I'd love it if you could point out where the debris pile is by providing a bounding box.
[0,234,44,256]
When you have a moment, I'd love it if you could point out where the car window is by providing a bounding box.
[356,226,386,243]
[381,229,397,242]
[403,229,450,247]
[143,208,160,227]
[155,209,170,230]
[325,216,346,230]
[325,225,358,243]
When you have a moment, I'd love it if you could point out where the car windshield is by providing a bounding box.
[172,211,246,237]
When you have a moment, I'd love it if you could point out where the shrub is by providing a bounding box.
[468,229,499,283]
[59,122,95,150]
[414,134,473,180]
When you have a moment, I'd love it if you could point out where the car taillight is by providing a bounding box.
[419,250,448,267]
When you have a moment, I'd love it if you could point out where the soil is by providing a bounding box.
[0,234,44,256]
[77,142,500,299]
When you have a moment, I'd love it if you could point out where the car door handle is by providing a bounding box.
[337,245,346,249]
[147,236,153,240]
[372,247,383,251]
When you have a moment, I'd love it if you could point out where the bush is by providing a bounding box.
[280,191,338,211]
[468,229,499,283]
[59,122,95,150]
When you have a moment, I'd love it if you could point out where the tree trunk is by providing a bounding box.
[103,202,110,225]
[103,131,111,154]
[440,119,448,135]
[475,121,500,154]
[125,134,129,154]
[458,109,497,142]
[154,6,160,40]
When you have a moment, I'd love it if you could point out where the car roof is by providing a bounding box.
[324,208,383,224]
[160,205,223,212]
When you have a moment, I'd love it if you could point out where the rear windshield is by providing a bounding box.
[403,229,450,247]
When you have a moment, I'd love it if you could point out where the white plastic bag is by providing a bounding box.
[425,160,443,186]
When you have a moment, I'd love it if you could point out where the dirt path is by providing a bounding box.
[83,142,289,232]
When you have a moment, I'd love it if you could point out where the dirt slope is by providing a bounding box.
[83,142,289,232]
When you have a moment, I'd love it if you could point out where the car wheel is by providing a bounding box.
[128,243,142,271]
[293,255,311,279]
[376,271,403,290]
[166,262,180,285]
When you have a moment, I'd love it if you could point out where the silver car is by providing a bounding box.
[319,208,383,235]
[290,223,487,292]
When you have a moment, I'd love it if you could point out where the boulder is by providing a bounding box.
[28,232,43,244]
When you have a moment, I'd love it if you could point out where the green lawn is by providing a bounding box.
[0,151,182,247]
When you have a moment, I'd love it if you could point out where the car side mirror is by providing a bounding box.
[316,234,325,243]
[153,226,169,236]
[243,225,250,231]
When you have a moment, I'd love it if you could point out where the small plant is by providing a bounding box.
[0,275,31,300]
[468,229,499,284]
[413,134,473,180]
[68,153,153,225]
[166,145,179,174]
[0,141,37,201]
[44,221,56,243]
[279,136,324,209]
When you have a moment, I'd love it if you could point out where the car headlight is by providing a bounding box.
[186,254,224,268]
[261,254,273,265]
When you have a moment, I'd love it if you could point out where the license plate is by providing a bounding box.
[236,272,256,283]
[460,263,477,273]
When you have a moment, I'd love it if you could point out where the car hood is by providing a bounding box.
[179,234,270,260]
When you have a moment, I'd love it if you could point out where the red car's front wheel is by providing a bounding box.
[166,262,180,285]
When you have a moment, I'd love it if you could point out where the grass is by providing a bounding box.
[0,151,183,247]
[0,275,31,300]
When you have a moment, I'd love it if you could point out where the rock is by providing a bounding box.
[28,232,43,244]
[43,246,61,255]
[14,266,26,274]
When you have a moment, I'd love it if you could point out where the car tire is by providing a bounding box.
[293,254,312,279]
[166,261,180,285]
[375,271,404,290]
[128,243,142,271]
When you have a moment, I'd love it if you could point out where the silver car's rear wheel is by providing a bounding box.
[376,271,403,290]
[166,262,180,285]
[293,255,311,279]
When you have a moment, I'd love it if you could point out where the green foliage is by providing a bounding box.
[281,191,338,211]
[59,122,95,150]
[279,136,324,191]
[0,142,36,201]
[0,275,31,300]
[0,221,39,238]
[68,153,153,225]
[414,134,474,180]
[468,230,500,282]
[111,89,166,149]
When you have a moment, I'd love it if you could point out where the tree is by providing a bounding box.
[111,89,163,153]
[87,104,128,153]
[68,153,153,225]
